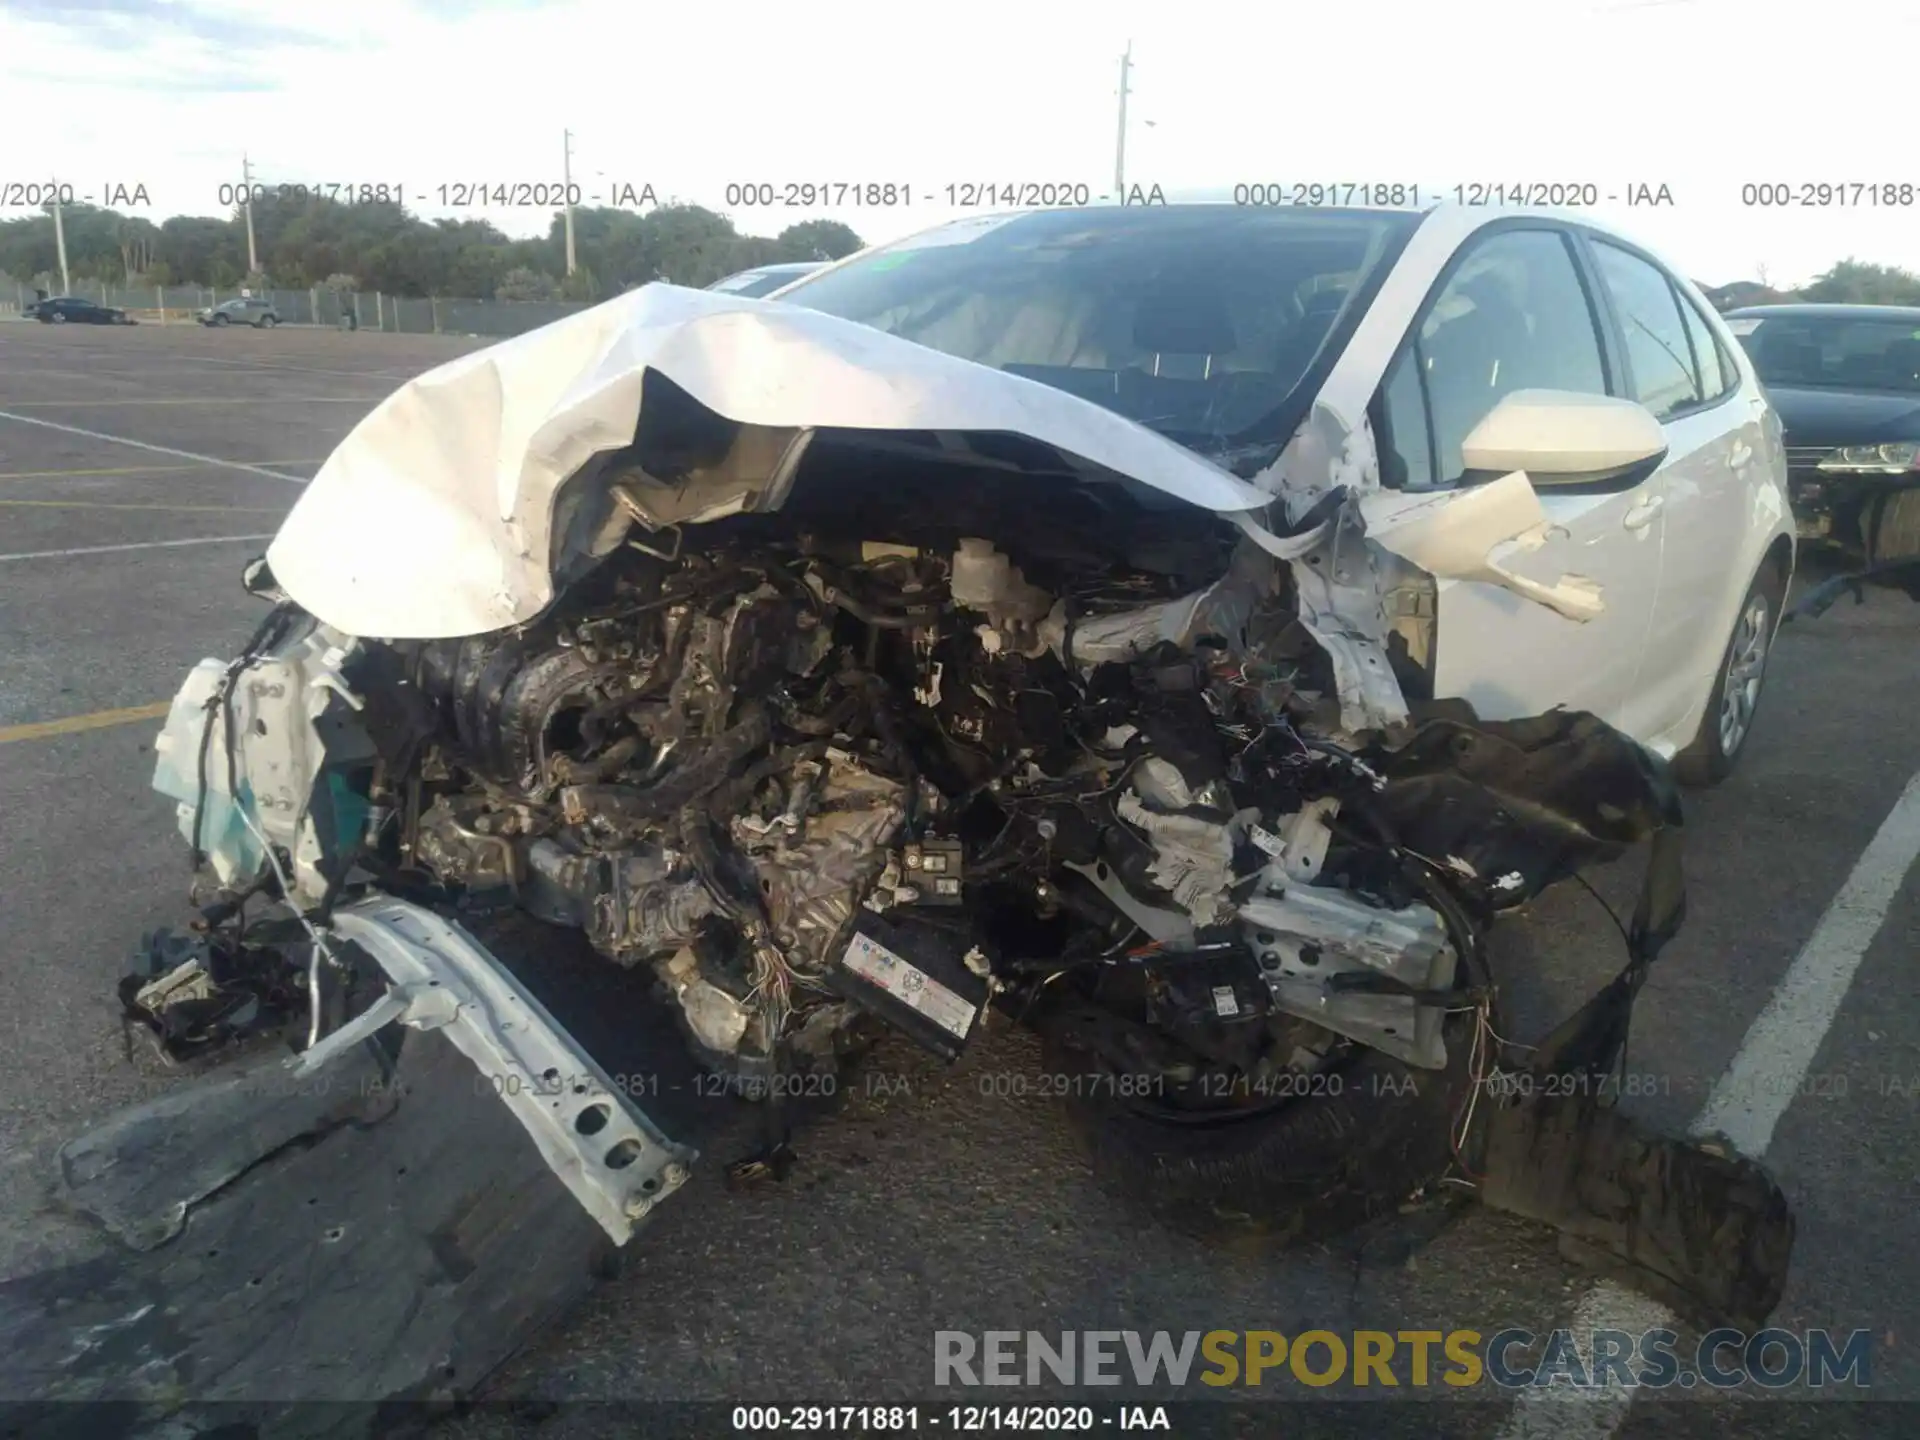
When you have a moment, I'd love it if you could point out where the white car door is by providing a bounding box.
[1367,225,1666,734]
[1583,239,1764,746]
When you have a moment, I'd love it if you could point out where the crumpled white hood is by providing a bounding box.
[268,282,1277,640]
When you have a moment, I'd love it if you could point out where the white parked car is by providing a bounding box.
[76,206,1796,1385]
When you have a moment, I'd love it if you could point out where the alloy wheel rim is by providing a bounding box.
[1717,592,1771,756]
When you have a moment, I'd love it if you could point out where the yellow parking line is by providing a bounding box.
[0,461,325,481]
[0,701,169,746]
[0,499,287,512]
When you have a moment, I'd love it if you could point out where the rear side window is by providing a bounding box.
[1591,241,1702,419]
[1379,228,1610,489]
[1676,297,1733,400]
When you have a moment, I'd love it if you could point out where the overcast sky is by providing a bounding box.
[1,0,1914,288]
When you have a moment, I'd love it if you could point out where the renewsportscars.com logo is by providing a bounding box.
[933,1328,1872,1391]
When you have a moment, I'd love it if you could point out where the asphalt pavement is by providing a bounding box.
[0,320,1914,1439]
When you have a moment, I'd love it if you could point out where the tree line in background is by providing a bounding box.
[0,191,864,301]
[5,192,1919,309]
[1693,260,1920,309]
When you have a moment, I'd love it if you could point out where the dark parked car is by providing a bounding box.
[199,297,280,328]
[1728,303,1920,564]
[26,296,135,325]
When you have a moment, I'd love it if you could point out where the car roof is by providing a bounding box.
[863,201,1670,259]
[1725,302,1920,322]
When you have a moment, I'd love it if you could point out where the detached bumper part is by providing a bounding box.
[0,898,693,1430]
[1478,1091,1795,1334]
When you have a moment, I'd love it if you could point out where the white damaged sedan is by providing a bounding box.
[28,204,1800,1415]
[277,202,1792,775]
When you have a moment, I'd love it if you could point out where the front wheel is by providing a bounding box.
[1673,560,1785,787]
[49,311,66,324]
[211,313,229,327]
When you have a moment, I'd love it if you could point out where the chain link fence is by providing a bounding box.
[2,275,592,339]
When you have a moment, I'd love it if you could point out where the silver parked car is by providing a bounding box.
[199,296,280,328]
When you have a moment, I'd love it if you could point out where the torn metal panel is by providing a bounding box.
[1236,404,1418,734]
[268,283,1280,641]
[57,1039,399,1253]
[1283,507,1411,736]
[3,1026,629,1434]
[1359,470,1606,623]
[1255,400,1383,524]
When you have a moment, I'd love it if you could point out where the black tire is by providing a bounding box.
[258,314,277,328]
[1673,557,1787,787]
[48,311,66,324]
[1044,1007,1480,1240]
[1867,487,1920,565]
[211,313,229,327]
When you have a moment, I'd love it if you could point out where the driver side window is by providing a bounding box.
[1377,229,1612,490]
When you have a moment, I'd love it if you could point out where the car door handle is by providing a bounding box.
[1727,441,1753,469]
[1623,494,1664,531]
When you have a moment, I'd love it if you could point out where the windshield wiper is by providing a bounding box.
[1137,421,1285,477]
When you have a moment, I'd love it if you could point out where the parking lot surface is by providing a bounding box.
[1,322,1915,1437]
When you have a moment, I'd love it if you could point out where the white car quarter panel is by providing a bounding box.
[1638,395,1773,736]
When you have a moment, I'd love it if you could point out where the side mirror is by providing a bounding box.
[1460,389,1667,483]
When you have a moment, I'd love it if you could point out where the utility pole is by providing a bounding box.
[242,152,259,278]
[562,129,578,276]
[51,183,70,294]
[1113,41,1132,198]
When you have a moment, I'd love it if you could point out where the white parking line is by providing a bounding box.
[0,410,307,484]
[1495,764,1920,1439]
[0,534,276,563]
[1695,766,1920,1154]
